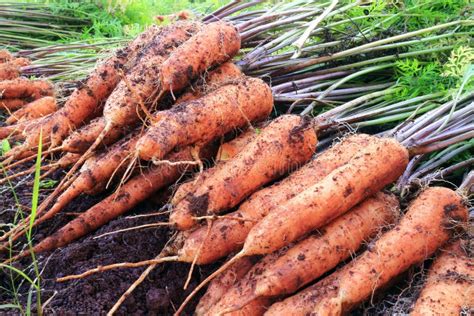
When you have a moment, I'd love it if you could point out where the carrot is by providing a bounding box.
[160,21,241,92]
[411,239,473,316]
[205,251,283,316]
[0,114,46,140]
[178,133,376,264]
[11,57,31,67]
[26,145,213,255]
[177,62,243,103]
[0,49,13,63]
[266,187,468,315]
[137,76,273,163]
[168,114,315,230]
[14,24,163,153]
[242,137,408,257]
[216,128,259,162]
[0,98,27,111]
[0,79,53,100]
[0,62,20,80]
[6,96,57,125]
[196,257,256,316]
[61,117,126,153]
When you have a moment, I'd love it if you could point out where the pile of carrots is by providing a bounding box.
[0,15,472,316]
[0,50,57,137]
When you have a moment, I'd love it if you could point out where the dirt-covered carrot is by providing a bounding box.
[216,128,259,162]
[0,49,12,63]
[26,145,212,255]
[0,62,20,80]
[196,257,255,316]
[0,98,27,111]
[10,25,162,155]
[6,96,57,125]
[160,21,240,93]
[242,137,408,257]
[411,239,473,316]
[169,114,315,230]
[177,62,243,103]
[0,79,53,100]
[61,117,127,153]
[266,187,468,316]
[11,57,31,67]
[179,134,376,264]
[205,251,283,316]
[137,76,273,163]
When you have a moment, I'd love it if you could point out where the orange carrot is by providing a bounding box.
[0,98,27,111]
[411,239,473,316]
[216,128,259,162]
[11,57,31,67]
[0,49,13,63]
[0,62,20,80]
[137,77,273,163]
[242,137,408,257]
[27,145,212,255]
[177,62,243,103]
[61,117,126,153]
[6,96,57,124]
[160,21,241,92]
[178,134,376,264]
[169,114,315,230]
[266,187,468,315]
[0,79,53,100]
[196,257,256,316]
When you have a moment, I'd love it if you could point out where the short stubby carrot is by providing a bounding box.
[411,239,473,316]
[169,114,316,230]
[266,187,468,316]
[137,76,273,162]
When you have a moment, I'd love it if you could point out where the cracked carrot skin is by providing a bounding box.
[411,239,473,316]
[178,134,376,264]
[160,21,241,92]
[169,114,316,230]
[137,76,273,163]
[266,187,468,316]
[243,137,409,257]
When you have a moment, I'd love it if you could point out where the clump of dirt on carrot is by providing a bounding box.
[411,239,473,316]
[266,187,468,315]
[168,114,316,230]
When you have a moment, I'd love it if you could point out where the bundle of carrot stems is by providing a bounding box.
[0,0,472,315]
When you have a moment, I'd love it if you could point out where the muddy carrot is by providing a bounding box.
[411,239,473,316]
[0,98,27,111]
[6,96,57,125]
[169,114,315,230]
[266,187,468,315]
[0,79,53,100]
[179,134,376,264]
[0,62,20,80]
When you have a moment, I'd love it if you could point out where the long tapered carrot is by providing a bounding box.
[0,79,53,100]
[7,25,162,158]
[411,239,473,316]
[207,192,399,315]
[6,96,57,125]
[137,76,273,162]
[10,145,214,258]
[196,257,256,316]
[178,133,376,265]
[242,137,408,256]
[169,114,315,230]
[266,187,468,316]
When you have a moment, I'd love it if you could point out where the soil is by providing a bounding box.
[0,165,220,315]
